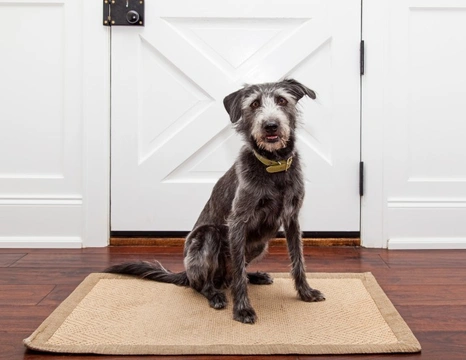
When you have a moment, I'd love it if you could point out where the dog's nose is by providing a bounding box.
[264,121,278,134]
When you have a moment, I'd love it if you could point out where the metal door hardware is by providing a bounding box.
[103,0,144,26]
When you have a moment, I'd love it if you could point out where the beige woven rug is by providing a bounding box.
[24,272,420,355]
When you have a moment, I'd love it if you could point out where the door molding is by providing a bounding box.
[81,0,110,247]
[360,0,388,248]
[90,0,378,248]
[87,0,370,247]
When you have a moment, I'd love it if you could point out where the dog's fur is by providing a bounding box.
[105,79,325,324]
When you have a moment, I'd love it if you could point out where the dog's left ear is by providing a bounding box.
[223,89,244,123]
[281,79,316,101]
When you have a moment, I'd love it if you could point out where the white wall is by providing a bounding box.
[1,0,465,249]
[0,0,109,248]
[362,0,466,249]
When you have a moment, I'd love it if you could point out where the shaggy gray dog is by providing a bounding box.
[105,79,325,324]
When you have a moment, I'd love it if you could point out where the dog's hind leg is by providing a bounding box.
[184,225,228,309]
[245,240,273,285]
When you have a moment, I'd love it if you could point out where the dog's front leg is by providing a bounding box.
[284,216,325,302]
[229,219,257,324]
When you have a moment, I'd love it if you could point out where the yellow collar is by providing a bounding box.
[253,150,293,173]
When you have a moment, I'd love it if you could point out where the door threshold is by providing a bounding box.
[110,237,361,247]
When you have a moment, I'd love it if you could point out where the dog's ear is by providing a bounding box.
[281,78,316,101]
[223,89,244,123]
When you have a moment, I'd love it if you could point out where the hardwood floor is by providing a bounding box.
[1,245,466,360]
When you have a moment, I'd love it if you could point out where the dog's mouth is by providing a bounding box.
[253,132,288,152]
[265,135,279,143]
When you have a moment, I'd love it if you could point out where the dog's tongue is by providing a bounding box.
[266,135,278,140]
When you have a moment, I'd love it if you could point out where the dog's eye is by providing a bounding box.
[276,96,288,106]
[250,100,261,109]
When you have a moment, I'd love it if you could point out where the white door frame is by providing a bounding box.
[360,0,388,248]
[84,0,384,248]
[81,1,110,247]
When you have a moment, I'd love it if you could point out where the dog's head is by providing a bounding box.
[223,79,316,152]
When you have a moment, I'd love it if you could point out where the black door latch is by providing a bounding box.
[103,0,144,26]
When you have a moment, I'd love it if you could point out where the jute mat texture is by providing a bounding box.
[24,272,421,355]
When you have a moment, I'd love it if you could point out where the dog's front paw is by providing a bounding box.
[233,307,257,324]
[247,271,274,285]
[209,292,227,310]
[299,288,326,302]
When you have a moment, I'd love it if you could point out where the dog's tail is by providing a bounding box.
[104,260,189,286]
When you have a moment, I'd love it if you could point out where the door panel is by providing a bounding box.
[383,0,466,247]
[111,0,361,231]
[0,0,84,246]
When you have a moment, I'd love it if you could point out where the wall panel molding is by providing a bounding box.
[0,196,82,206]
[0,236,82,248]
[388,199,466,208]
[389,237,466,250]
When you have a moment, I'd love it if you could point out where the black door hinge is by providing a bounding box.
[103,0,144,26]
[359,161,364,196]
[360,40,365,75]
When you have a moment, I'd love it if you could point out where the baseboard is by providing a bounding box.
[110,237,360,247]
[0,236,83,248]
[388,238,466,250]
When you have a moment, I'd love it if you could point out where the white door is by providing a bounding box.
[111,0,361,232]
[382,0,466,248]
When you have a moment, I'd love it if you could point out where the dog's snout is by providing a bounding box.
[264,121,279,134]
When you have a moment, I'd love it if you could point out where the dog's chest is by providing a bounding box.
[254,184,300,225]
[255,194,283,216]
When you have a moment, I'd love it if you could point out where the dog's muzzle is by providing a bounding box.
[264,121,279,143]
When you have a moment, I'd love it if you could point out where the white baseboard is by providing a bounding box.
[0,236,82,248]
[388,238,466,250]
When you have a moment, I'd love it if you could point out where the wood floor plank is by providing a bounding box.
[37,284,79,307]
[0,305,56,332]
[416,331,466,350]
[1,331,34,360]
[368,267,466,285]
[10,253,170,269]
[0,253,27,267]
[0,267,94,285]
[103,246,183,255]
[299,355,422,360]
[381,284,466,306]
[0,285,55,306]
[379,250,466,268]
[397,305,466,332]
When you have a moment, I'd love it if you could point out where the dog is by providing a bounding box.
[105,79,325,324]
